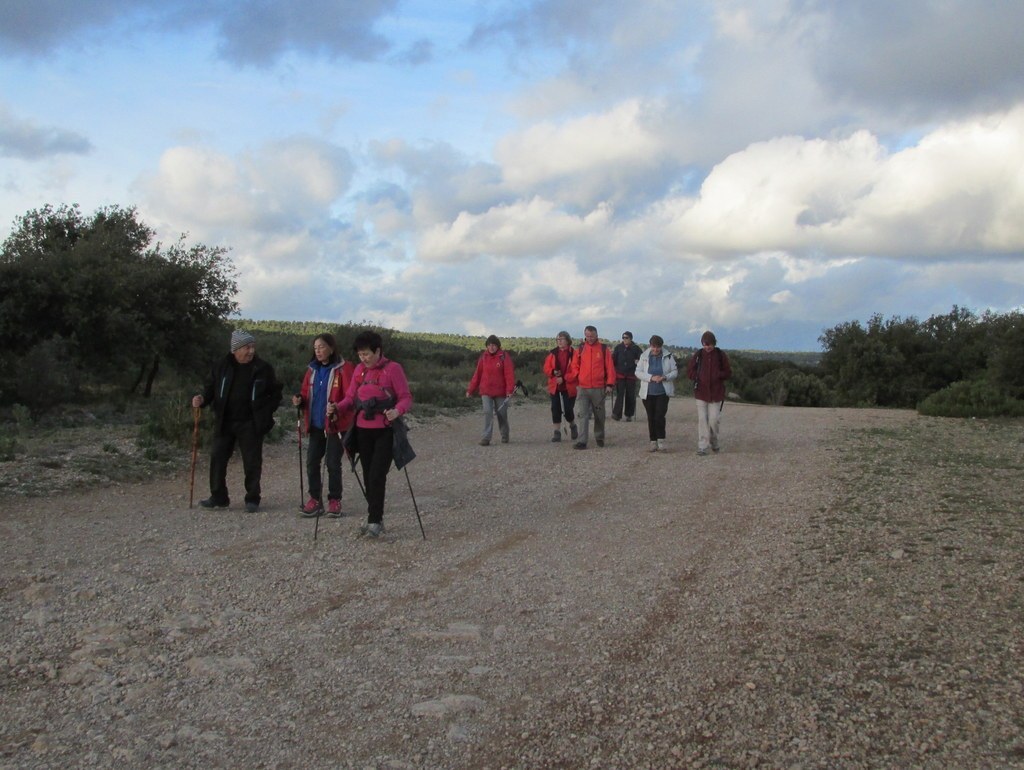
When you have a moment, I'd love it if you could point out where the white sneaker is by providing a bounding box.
[657,439,665,451]
[649,441,658,452]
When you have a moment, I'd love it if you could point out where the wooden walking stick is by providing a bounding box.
[188,406,201,508]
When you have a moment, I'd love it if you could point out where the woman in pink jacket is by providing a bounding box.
[337,330,413,538]
[466,334,516,446]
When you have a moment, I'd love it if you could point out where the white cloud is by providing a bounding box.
[137,137,353,234]
[418,197,612,262]
[140,146,258,229]
[496,99,668,196]
[650,108,1024,260]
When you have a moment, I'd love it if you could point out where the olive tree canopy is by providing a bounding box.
[0,203,238,403]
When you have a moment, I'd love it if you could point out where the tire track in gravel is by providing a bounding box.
[0,397,844,770]
[468,403,838,767]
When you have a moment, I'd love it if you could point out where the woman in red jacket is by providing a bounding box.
[291,333,354,518]
[542,331,578,442]
[466,334,516,446]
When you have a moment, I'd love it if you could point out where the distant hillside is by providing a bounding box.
[728,349,821,366]
[239,320,819,363]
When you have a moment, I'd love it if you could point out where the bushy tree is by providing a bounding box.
[0,204,237,404]
[819,316,903,406]
[819,306,1024,413]
[915,306,987,390]
[986,310,1024,398]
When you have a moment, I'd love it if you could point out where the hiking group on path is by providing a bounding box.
[190,325,730,537]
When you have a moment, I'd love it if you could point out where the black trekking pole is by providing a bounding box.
[345,446,368,502]
[312,449,331,541]
[188,406,201,509]
[296,404,305,507]
[403,467,426,540]
[497,380,529,412]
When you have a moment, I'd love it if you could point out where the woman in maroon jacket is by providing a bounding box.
[686,330,732,455]
[466,334,516,446]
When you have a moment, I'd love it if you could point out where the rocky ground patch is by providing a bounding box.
[1,400,1022,768]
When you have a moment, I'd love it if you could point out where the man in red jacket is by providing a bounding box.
[568,325,615,449]
[467,335,516,446]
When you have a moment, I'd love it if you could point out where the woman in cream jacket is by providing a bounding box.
[635,335,678,452]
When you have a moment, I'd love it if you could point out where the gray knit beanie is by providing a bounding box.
[231,329,256,352]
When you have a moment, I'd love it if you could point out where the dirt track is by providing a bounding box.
[1,399,1022,768]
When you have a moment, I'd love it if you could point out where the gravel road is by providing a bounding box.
[2,399,1021,768]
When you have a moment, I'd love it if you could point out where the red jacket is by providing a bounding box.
[570,341,615,389]
[468,349,515,397]
[543,347,578,396]
[298,360,354,434]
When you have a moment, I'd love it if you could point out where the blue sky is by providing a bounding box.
[2,0,1023,351]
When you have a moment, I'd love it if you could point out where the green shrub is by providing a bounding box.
[744,367,830,407]
[140,390,203,448]
[0,430,21,461]
[412,379,469,410]
[11,403,32,432]
[917,380,1024,418]
[12,337,82,410]
[265,415,286,444]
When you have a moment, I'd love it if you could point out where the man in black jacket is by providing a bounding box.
[612,331,642,422]
[192,330,283,512]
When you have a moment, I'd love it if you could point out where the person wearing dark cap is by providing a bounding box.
[611,331,642,422]
[686,330,732,456]
[192,329,283,512]
[466,334,516,446]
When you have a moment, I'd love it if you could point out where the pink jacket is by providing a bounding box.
[338,356,413,429]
